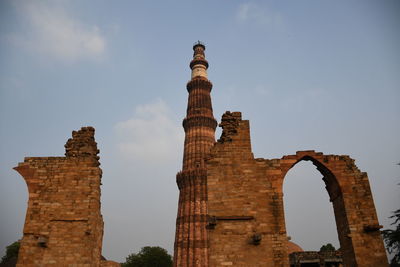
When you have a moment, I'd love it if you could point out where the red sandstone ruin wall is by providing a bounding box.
[206,111,388,267]
[14,127,119,267]
[207,112,287,267]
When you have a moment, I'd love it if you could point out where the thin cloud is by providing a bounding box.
[115,99,184,164]
[254,85,271,96]
[236,2,284,29]
[10,1,106,62]
[281,88,328,111]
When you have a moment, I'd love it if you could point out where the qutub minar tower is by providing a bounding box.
[174,42,217,266]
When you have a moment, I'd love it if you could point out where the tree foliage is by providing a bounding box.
[122,246,172,267]
[0,241,20,264]
[382,208,400,266]
[319,243,336,252]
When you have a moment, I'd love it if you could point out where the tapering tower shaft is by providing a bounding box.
[174,42,217,267]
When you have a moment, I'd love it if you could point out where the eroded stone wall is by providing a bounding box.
[206,112,388,267]
[14,127,119,267]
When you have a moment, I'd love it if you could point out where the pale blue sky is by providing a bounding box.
[0,0,399,262]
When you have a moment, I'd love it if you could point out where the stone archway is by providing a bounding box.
[282,158,342,262]
[264,150,388,267]
[206,112,388,267]
[279,152,358,266]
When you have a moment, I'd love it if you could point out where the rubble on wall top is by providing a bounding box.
[218,111,242,143]
[64,126,100,161]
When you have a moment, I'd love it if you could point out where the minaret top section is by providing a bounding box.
[193,40,206,51]
[190,41,209,79]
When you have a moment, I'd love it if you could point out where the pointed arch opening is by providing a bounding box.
[282,156,350,267]
[283,160,339,250]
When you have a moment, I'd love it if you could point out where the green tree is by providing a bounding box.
[382,208,400,266]
[0,241,20,264]
[122,246,172,267]
[319,243,336,252]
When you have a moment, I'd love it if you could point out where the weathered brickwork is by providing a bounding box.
[206,112,388,267]
[14,127,119,267]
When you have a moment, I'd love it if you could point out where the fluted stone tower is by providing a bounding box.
[173,42,217,267]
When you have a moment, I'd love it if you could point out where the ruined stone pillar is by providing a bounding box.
[173,42,217,267]
[14,127,119,267]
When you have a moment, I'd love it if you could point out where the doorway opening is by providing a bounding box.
[283,160,340,266]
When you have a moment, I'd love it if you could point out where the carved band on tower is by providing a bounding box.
[173,42,217,267]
